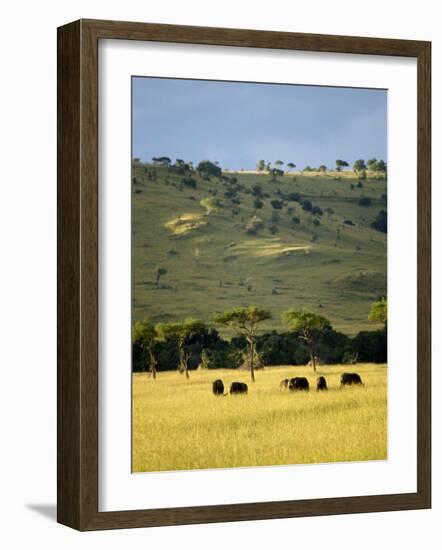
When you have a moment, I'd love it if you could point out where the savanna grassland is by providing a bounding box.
[132,163,387,336]
[132,364,387,473]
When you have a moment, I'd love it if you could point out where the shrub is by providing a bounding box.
[344,219,355,226]
[270,199,284,210]
[371,210,387,233]
[291,216,300,225]
[253,198,264,209]
[359,197,372,207]
[312,206,323,216]
[287,192,301,202]
[181,177,197,189]
[301,199,312,212]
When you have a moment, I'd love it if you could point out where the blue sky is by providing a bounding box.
[132,77,387,170]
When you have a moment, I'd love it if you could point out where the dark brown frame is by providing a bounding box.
[57,18,431,531]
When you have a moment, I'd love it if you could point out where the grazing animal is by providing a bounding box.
[340,372,363,387]
[212,379,225,396]
[230,382,248,395]
[280,378,290,390]
[289,377,309,391]
[316,376,327,391]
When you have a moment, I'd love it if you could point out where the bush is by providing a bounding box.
[344,219,355,226]
[291,216,300,225]
[270,199,284,210]
[359,197,372,207]
[301,199,312,212]
[312,205,323,216]
[181,177,197,189]
[287,192,301,202]
[313,219,321,226]
[371,210,387,233]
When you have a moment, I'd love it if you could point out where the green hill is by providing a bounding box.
[131,163,387,336]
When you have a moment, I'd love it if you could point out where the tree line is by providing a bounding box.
[132,299,387,381]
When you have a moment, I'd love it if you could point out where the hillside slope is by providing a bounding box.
[132,163,387,335]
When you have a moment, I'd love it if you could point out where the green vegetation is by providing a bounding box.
[132,160,387,336]
[282,309,331,371]
[132,364,387,472]
[214,306,272,382]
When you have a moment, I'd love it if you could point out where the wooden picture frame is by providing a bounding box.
[57,18,431,531]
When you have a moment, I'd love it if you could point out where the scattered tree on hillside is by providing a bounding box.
[253,197,264,210]
[152,156,171,167]
[375,159,387,174]
[282,309,331,371]
[156,319,206,379]
[155,266,167,286]
[270,199,284,210]
[197,160,222,177]
[301,199,313,212]
[270,168,284,181]
[132,321,159,379]
[367,158,378,171]
[353,159,367,174]
[335,159,349,171]
[214,306,271,382]
[368,297,387,328]
[359,197,372,207]
[371,209,387,233]
[318,165,327,173]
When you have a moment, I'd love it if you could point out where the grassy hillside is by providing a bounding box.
[132,163,387,336]
[132,364,387,472]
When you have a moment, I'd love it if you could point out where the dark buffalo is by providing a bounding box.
[340,372,363,387]
[212,379,225,396]
[279,378,290,390]
[230,382,248,395]
[289,377,309,391]
[316,376,327,391]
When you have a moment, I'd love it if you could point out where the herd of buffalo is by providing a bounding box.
[212,372,363,396]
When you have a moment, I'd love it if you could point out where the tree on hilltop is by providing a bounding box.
[335,159,349,171]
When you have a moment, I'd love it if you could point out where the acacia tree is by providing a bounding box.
[282,309,331,371]
[155,266,167,286]
[353,159,367,174]
[287,162,296,171]
[367,158,378,171]
[335,159,349,172]
[132,320,159,379]
[156,319,205,379]
[257,159,266,172]
[368,297,387,328]
[214,306,271,382]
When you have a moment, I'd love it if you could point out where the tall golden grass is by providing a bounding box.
[132,364,387,473]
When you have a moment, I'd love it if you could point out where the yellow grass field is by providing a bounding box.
[132,364,387,472]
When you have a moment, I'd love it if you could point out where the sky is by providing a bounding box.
[132,77,387,171]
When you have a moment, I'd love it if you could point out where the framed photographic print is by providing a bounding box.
[57,19,431,530]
